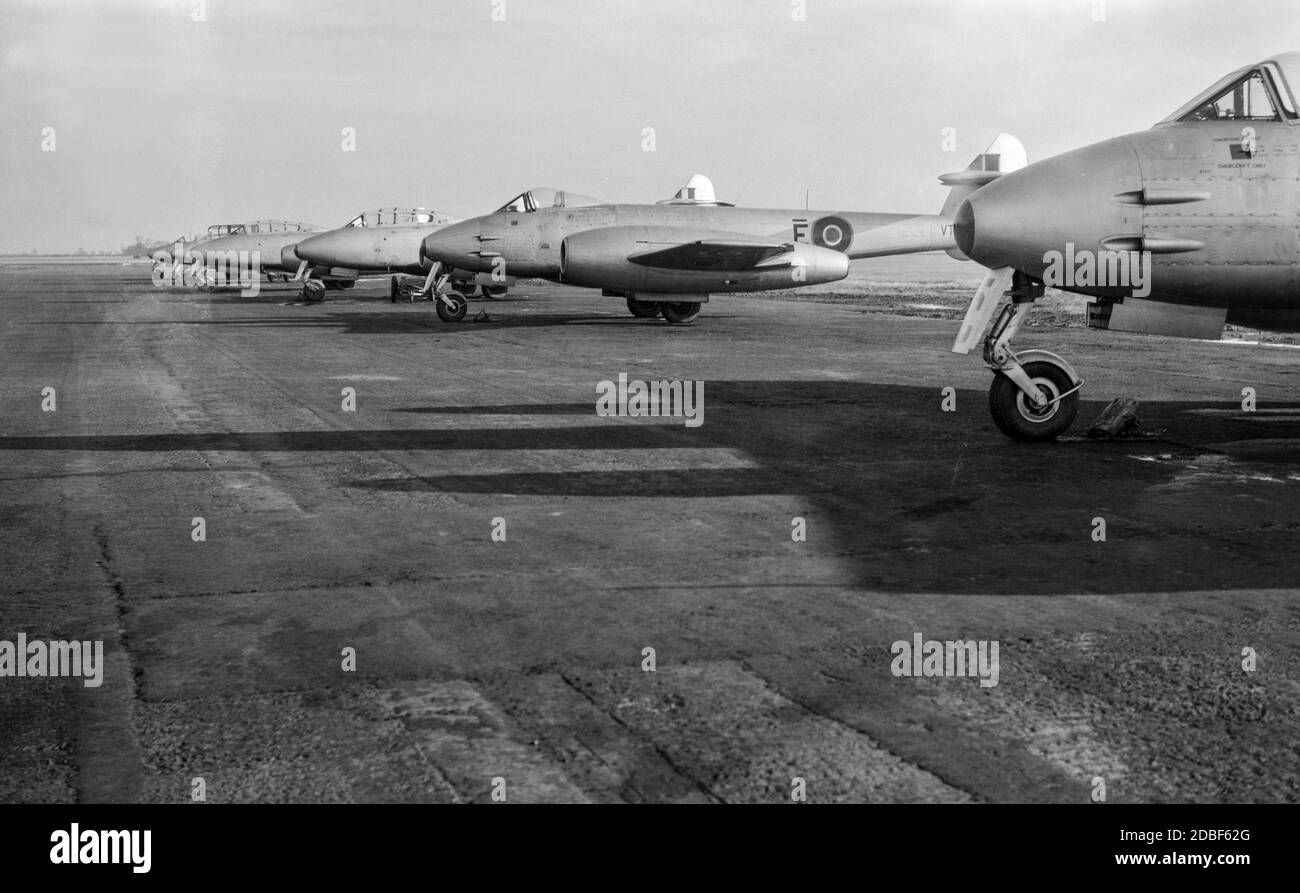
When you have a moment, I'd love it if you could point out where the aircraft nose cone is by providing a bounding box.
[421,220,482,269]
[295,231,343,266]
[959,137,1143,278]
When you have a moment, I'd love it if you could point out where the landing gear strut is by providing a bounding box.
[953,268,1082,441]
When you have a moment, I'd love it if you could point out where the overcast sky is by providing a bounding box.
[1,0,1297,252]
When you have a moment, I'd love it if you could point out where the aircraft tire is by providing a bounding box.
[301,282,326,303]
[436,292,469,322]
[988,361,1078,441]
[660,301,701,324]
[390,277,399,303]
[626,298,661,318]
[482,285,508,299]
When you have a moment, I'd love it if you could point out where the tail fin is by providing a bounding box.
[657,174,734,207]
[939,134,1027,259]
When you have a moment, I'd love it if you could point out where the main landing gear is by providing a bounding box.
[626,298,661,318]
[623,297,702,325]
[952,268,1083,441]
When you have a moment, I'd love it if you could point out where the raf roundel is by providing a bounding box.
[812,216,854,252]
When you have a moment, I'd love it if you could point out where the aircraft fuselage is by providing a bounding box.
[957,120,1300,329]
[425,204,958,287]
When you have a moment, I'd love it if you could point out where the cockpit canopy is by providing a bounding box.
[1163,52,1300,123]
[344,208,458,228]
[206,224,246,237]
[241,220,320,234]
[495,188,605,213]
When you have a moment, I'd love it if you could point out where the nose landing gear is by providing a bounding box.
[410,262,473,321]
[953,268,1083,441]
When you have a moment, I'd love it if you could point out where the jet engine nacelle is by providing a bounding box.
[559,225,849,293]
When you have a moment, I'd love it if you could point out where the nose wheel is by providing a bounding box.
[989,360,1079,441]
[301,279,326,302]
[435,290,469,322]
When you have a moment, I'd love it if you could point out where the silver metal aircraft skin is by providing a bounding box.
[194,219,326,283]
[291,208,496,302]
[950,52,1300,441]
[418,136,1026,325]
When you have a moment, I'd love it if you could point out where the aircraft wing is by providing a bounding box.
[629,239,795,272]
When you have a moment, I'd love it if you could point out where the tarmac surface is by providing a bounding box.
[2,261,1299,803]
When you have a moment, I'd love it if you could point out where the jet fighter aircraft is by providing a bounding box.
[152,224,250,288]
[951,52,1300,441]
[418,135,1026,324]
[292,208,494,303]
[172,223,245,258]
[193,219,325,288]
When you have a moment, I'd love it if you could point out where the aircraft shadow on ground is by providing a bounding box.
[27,310,666,335]
[7,380,1300,594]
[166,287,747,327]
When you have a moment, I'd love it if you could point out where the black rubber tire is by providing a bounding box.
[481,284,508,299]
[660,301,702,324]
[626,298,661,318]
[988,360,1079,441]
[436,292,469,322]
[390,277,399,303]
[301,283,326,303]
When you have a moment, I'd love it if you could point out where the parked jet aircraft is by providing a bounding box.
[417,135,1026,323]
[194,219,325,287]
[151,224,250,287]
[292,208,500,302]
[951,52,1300,441]
[172,223,245,258]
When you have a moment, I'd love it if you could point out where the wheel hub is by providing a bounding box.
[1017,380,1060,421]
